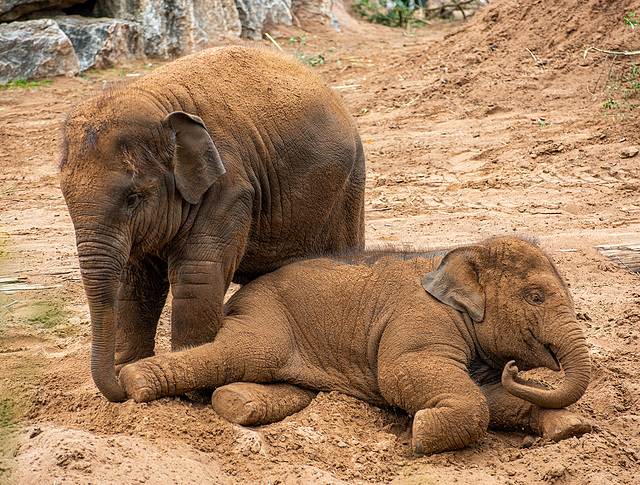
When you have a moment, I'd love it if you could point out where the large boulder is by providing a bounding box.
[55,16,146,71]
[96,0,242,57]
[235,0,293,39]
[0,0,85,22]
[0,19,79,83]
[292,0,334,26]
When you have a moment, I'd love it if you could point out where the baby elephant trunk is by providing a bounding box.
[77,237,128,402]
[502,325,590,409]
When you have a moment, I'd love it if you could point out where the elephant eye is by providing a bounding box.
[524,291,544,306]
[126,192,142,212]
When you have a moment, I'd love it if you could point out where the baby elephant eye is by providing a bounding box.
[525,291,544,306]
[126,193,142,211]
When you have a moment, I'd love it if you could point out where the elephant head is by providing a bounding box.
[60,97,225,402]
[422,237,590,409]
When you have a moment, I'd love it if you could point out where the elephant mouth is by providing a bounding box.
[527,331,561,371]
[543,344,561,371]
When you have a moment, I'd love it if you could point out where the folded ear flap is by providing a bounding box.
[421,246,486,322]
[166,111,226,205]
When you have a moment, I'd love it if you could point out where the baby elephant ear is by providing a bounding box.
[166,111,226,205]
[421,246,486,322]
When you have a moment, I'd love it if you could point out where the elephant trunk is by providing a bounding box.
[77,236,129,402]
[502,325,590,409]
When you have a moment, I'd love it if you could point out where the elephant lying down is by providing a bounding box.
[119,236,592,454]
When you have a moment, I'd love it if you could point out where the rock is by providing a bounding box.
[0,0,85,22]
[54,15,146,72]
[521,434,538,448]
[236,0,293,39]
[96,0,242,57]
[1,0,337,65]
[292,0,334,25]
[0,19,79,84]
[620,146,639,159]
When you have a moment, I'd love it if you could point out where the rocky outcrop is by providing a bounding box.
[0,0,339,82]
[292,0,334,26]
[235,0,293,40]
[0,0,85,22]
[97,0,242,57]
[55,16,145,71]
[0,19,79,83]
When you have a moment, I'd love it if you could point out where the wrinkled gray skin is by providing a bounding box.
[60,46,365,402]
[119,237,592,454]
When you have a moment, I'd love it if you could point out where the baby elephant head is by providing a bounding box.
[422,237,590,409]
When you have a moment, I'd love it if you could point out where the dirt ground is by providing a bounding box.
[2,0,640,483]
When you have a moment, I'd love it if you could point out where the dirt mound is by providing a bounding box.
[447,0,638,59]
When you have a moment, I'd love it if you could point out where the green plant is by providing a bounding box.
[624,10,639,29]
[603,61,639,112]
[601,11,640,113]
[299,52,326,67]
[286,35,326,66]
[353,0,419,28]
[585,10,640,115]
[0,79,52,90]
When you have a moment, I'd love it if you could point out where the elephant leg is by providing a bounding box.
[379,356,490,454]
[168,209,251,351]
[119,322,293,403]
[115,256,169,369]
[168,260,230,350]
[482,382,591,441]
[211,382,316,425]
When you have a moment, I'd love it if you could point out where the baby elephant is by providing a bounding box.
[119,237,591,454]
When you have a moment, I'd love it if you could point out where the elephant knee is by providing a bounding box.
[412,400,489,454]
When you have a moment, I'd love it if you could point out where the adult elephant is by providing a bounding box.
[60,46,366,402]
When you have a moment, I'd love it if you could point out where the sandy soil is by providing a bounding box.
[1,0,640,483]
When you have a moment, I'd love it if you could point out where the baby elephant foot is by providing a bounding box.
[118,362,163,403]
[211,382,315,426]
[412,406,487,455]
[537,408,592,442]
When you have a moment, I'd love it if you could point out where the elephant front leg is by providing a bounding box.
[379,356,490,454]
[115,257,169,369]
[169,260,230,350]
[482,381,592,441]
[119,323,293,403]
[119,339,238,402]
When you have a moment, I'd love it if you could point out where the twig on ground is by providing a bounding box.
[584,46,640,58]
[264,33,284,53]
[525,48,544,69]
[1,299,19,309]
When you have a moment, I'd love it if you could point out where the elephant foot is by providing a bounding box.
[118,362,162,403]
[537,408,592,442]
[411,405,488,455]
[211,382,316,426]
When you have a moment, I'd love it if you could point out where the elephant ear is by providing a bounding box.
[166,111,226,205]
[421,246,486,322]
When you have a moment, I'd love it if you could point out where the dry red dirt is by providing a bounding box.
[2,0,640,483]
